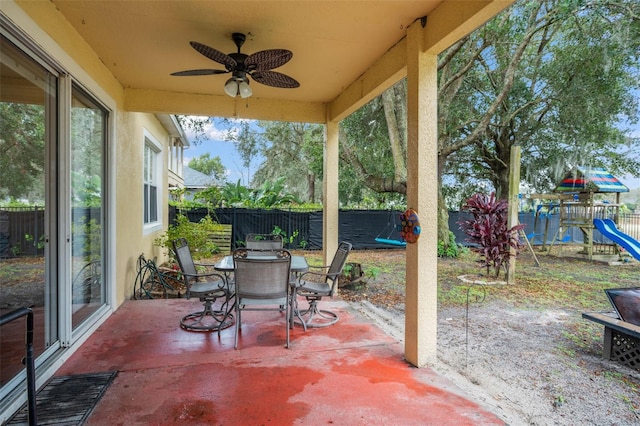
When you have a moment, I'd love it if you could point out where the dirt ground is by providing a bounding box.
[340,249,640,425]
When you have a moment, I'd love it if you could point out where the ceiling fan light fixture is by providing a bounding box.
[224,74,252,98]
[224,78,239,97]
[238,80,252,98]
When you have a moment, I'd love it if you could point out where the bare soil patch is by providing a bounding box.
[334,248,640,425]
[0,256,45,310]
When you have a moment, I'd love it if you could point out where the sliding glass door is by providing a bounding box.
[70,87,106,329]
[0,34,58,389]
[0,29,108,397]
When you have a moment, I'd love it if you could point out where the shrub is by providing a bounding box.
[154,214,225,261]
[437,231,467,258]
[458,192,524,278]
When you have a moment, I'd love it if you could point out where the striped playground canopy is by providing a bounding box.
[554,167,629,193]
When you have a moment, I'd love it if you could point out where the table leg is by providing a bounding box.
[603,326,613,360]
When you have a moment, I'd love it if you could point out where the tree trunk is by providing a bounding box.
[307,172,315,203]
[438,189,451,249]
[437,155,451,250]
[338,126,408,194]
[381,89,407,183]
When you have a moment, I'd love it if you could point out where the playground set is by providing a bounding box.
[526,167,639,262]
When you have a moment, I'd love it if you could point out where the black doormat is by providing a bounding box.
[6,371,117,425]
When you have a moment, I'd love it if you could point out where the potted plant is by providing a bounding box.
[458,192,524,280]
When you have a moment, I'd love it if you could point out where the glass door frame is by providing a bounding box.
[1,16,114,414]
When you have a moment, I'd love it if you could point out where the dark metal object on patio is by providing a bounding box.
[133,254,179,299]
[1,307,37,426]
[295,241,352,328]
[173,238,234,332]
[582,287,640,371]
[582,312,640,371]
[6,371,116,426]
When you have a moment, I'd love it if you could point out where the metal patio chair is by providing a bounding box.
[173,238,234,332]
[233,247,292,349]
[245,233,284,251]
[295,241,352,328]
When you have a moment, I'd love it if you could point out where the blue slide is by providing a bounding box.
[593,218,640,261]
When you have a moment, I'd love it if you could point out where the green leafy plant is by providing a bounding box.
[71,217,102,261]
[219,178,301,208]
[271,225,300,248]
[154,214,225,261]
[10,243,21,257]
[366,266,381,280]
[342,263,352,275]
[458,192,524,278]
[0,199,35,208]
[193,186,223,208]
[25,233,45,251]
[252,177,301,208]
[220,180,252,207]
[437,231,467,258]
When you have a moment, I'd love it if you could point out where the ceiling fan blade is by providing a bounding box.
[190,41,237,68]
[251,71,300,88]
[170,69,229,76]
[245,49,293,71]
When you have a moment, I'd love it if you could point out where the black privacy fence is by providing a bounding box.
[0,206,101,258]
[4,206,640,258]
[172,206,640,251]
[172,207,407,251]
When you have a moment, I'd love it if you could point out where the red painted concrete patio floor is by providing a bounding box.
[57,298,505,425]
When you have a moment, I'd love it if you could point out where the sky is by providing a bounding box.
[182,118,261,185]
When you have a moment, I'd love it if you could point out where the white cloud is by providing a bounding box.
[211,126,240,141]
[206,126,230,141]
[181,115,253,143]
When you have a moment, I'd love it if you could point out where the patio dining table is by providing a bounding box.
[213,254,310,329]
[213,254,309,275]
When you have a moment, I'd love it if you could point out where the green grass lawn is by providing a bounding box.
[293,247,639,314]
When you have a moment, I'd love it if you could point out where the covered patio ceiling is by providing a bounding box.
[47,0,513,122]
[11,0,517,367]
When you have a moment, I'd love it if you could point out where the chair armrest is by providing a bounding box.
[307,264,330,270]
[298,270,327,281]
[181,270,226,281]
[296,270,338,287]
[181,271,231,292]
[190,262,222,277]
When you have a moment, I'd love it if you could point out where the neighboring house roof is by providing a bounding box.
[183,166,216,190]
[554,167,629,193]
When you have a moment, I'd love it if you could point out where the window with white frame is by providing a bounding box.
[143,130,162,232]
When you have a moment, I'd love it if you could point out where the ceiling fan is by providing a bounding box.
[171,33,300,98]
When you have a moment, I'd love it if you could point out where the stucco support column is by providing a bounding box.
[404,22,439,367]
[323,121,339,265]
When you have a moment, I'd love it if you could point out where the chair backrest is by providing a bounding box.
[233,248,291,300]
[172,238,197,285]
[245,233,284,250]
[328,241,352,276]
[325,241,352,293]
